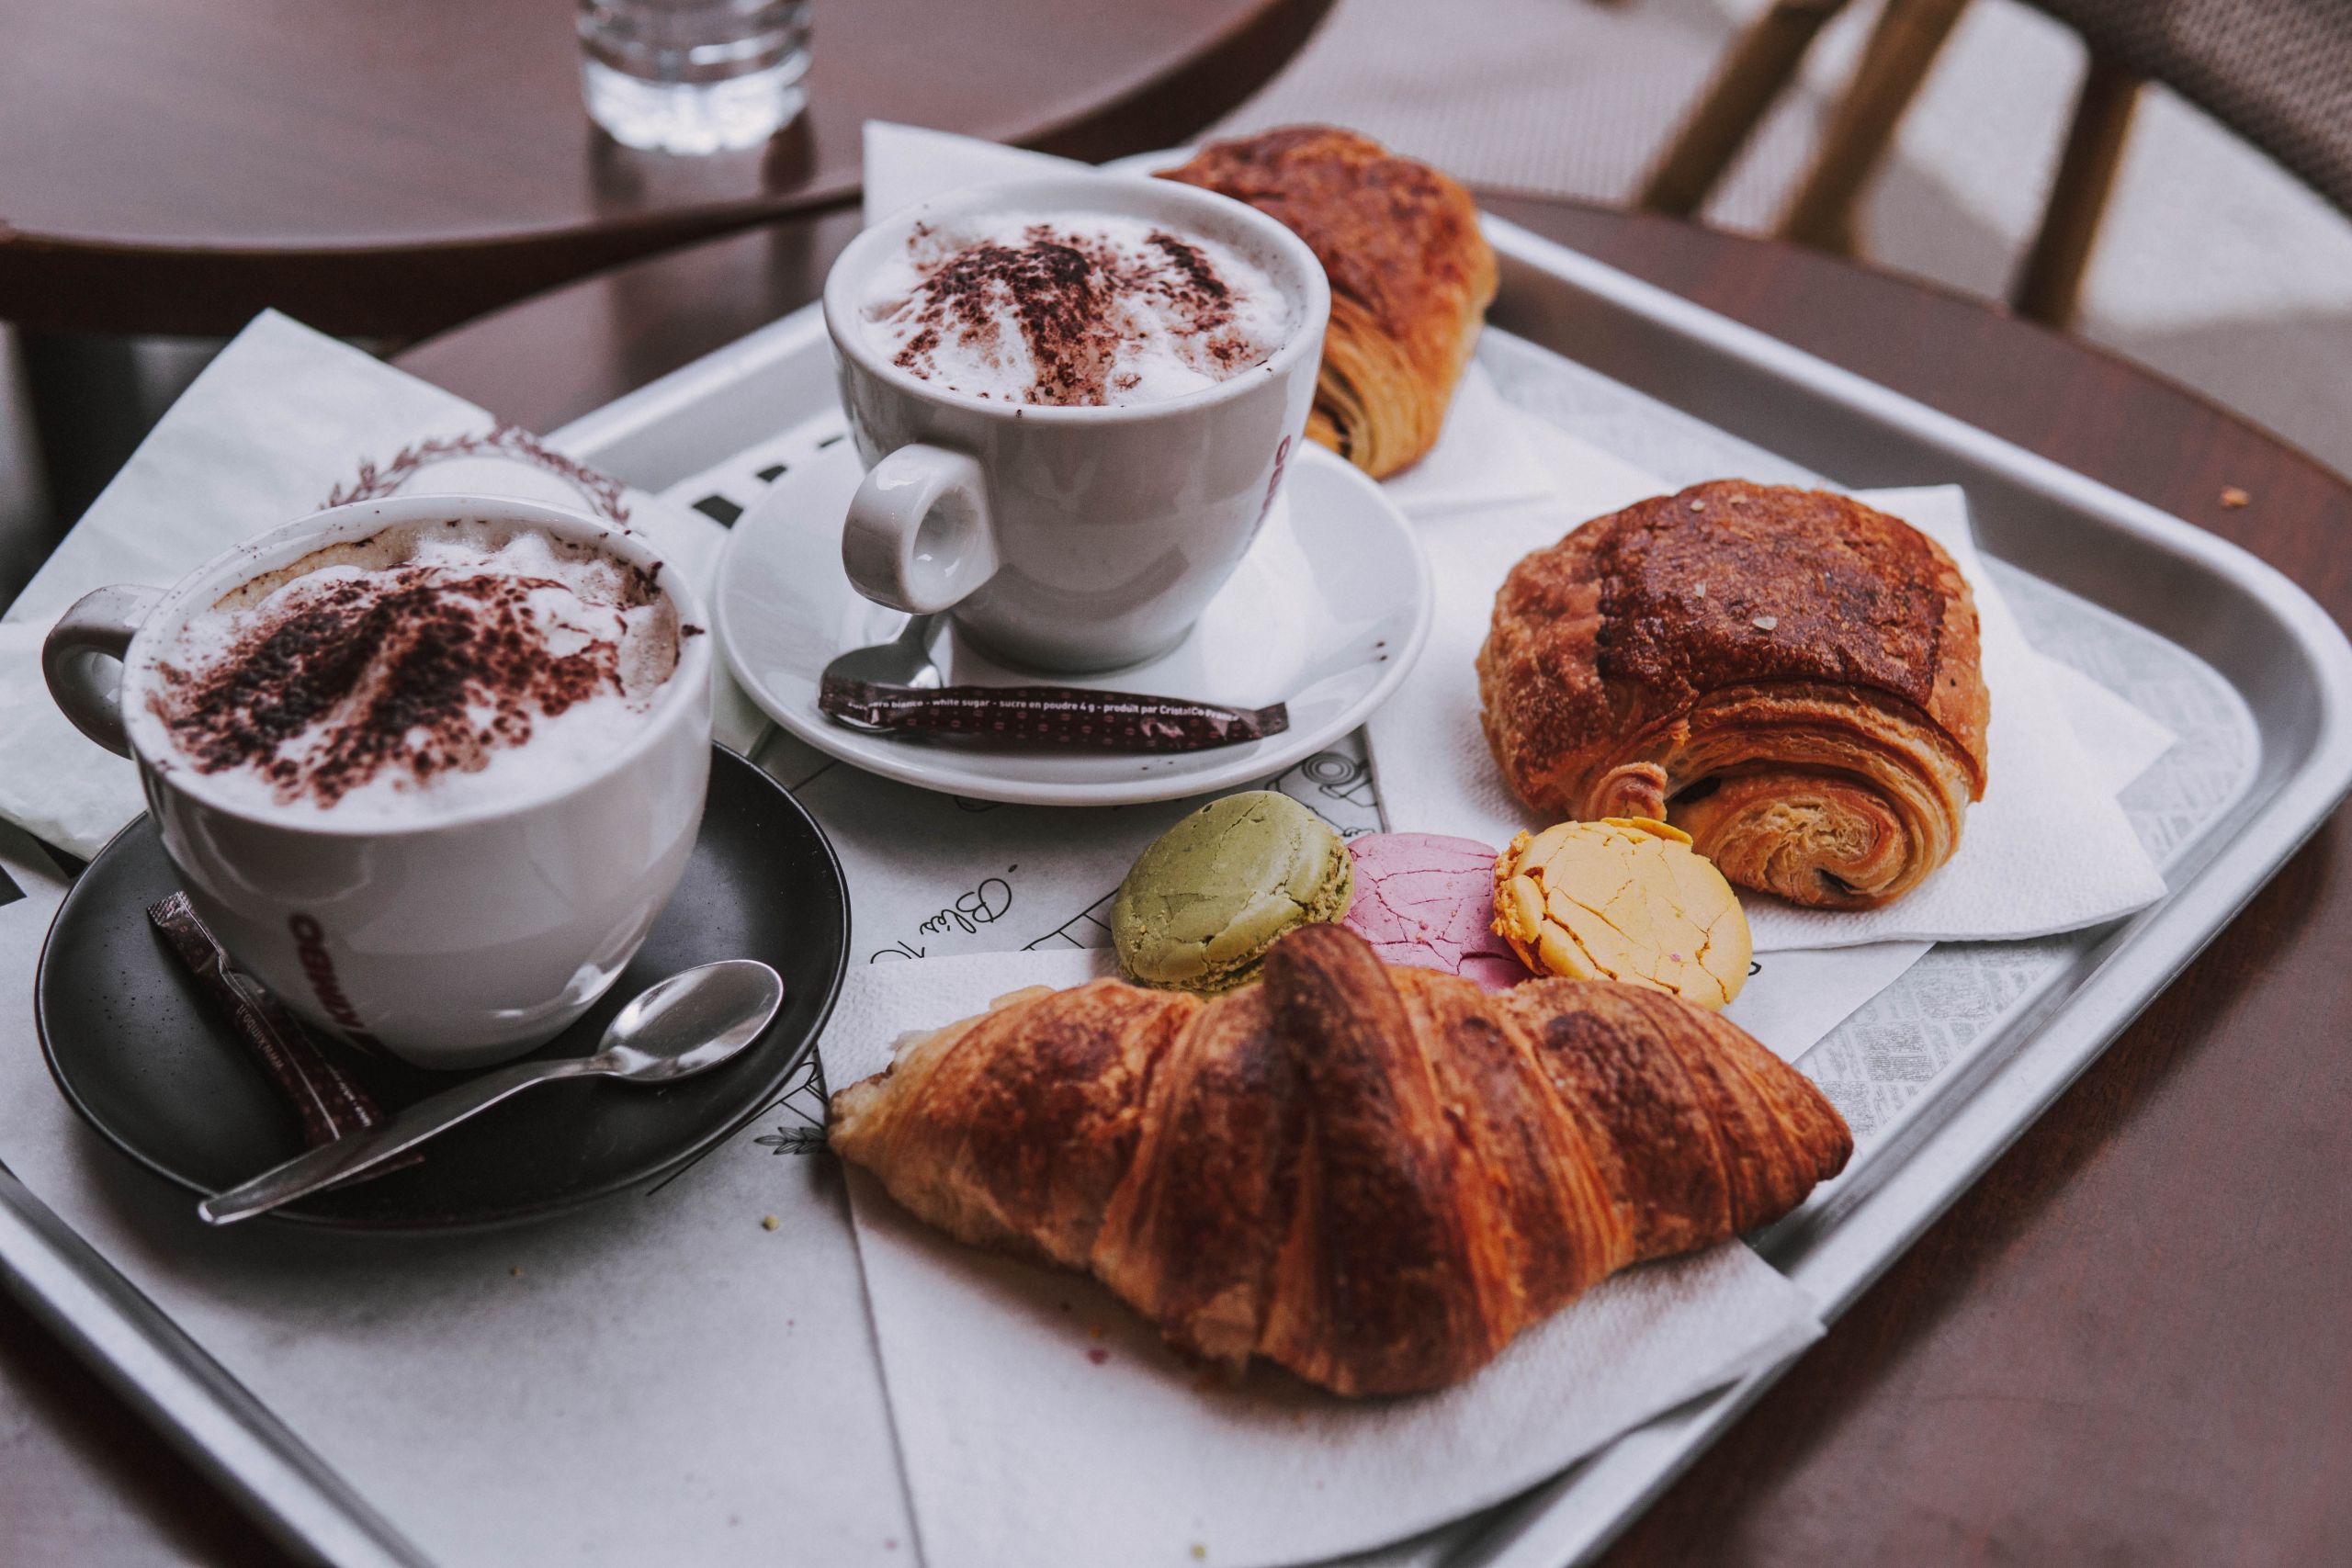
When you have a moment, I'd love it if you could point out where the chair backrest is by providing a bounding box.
[2033,0,2352,217]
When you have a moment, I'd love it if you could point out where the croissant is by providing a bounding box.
[1478,480,1991,909]
[828,924,1850,1396]
[1161,126,1497,479]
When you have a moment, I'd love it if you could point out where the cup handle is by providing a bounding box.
[841,444,1001,615]
[41,585,164,758]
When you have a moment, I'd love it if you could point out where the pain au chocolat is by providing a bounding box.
[1161,126,1496,479]
[1477,481,1991,909]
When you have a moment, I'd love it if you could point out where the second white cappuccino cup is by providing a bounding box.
[823,175,1331,673]
[40,496,714,1070]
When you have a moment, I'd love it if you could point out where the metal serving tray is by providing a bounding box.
[4,215,2347,1568]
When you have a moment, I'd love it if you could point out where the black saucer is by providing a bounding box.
[34,746,849,1230]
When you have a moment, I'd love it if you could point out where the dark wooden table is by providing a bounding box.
[0,0,1331,340]
[8,192,2351,1565]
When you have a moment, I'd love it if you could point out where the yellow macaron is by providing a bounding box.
[1492,817,1751,1010]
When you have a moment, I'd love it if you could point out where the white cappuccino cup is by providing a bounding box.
[41,495,714,1070]
[824,175,1331,672]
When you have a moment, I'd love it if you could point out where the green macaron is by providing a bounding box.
[1112,791,1355,994]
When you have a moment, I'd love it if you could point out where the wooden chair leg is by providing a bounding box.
[1780,0,1973,253]
[2012,56,2142,330]
[1638,0,1855,216]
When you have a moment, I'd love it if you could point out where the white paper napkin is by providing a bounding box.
[2048,654,2177,797]
[859,121,1558,520]
[861,120,1106,225]
[1648,658,2172,1058]
[1728,940,1926,1060]
[821,947,1825,1568]
[0,311,752,858]
[1366,420,2169,951]
[1375,360,1557,520]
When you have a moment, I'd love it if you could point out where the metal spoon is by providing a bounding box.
[821,614,944,692]
[197,960,786,1227]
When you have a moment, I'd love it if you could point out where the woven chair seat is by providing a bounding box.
[2039,0,2352,215]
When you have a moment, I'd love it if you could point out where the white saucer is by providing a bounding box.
[712,434,1431,806]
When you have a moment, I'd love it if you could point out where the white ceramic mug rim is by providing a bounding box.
[822,173,1332,424]
[116,494,713,838]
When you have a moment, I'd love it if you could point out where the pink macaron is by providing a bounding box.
[1340,832,1532,991]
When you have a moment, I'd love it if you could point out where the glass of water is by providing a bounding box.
[578,0,811,155]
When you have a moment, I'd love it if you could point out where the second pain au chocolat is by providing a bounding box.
[1161,126,1497,480]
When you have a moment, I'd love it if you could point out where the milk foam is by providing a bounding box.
[859,209,1295,407]
[151,521,681,824]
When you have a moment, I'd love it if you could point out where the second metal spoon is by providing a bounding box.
[820,614,944,694]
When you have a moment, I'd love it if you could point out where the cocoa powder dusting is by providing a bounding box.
[159,564,655,807]
[890,223,1264,405]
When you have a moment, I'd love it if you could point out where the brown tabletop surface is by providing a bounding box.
[0,0,1330,339]
[8,190,2352,1565]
